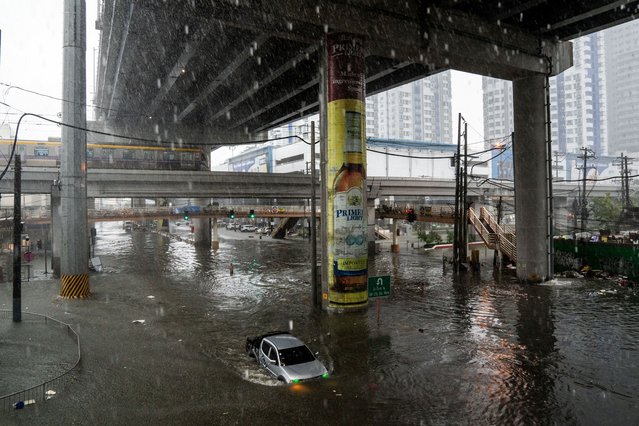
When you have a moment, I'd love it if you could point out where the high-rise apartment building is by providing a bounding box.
[366,71,452,144]
[483,32,607,162]
[605,19,639,155]
[482,78,514,143]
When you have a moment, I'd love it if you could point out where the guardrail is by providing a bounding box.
[376,205,456,223]
[0,311,81,411]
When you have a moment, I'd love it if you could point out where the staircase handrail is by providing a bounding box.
[468,207,496,248]
[478,206,517,262]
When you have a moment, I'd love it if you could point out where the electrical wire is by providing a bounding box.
[366,147,453,160]
[0,102,318,149]
[0,113,27,182]
[0,81,148,120]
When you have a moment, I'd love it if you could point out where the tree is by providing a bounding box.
[590,193,622,231]
[417,230,442,244]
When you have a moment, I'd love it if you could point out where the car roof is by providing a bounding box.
[265,333,305,350]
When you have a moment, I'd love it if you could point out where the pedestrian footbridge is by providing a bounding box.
[468,207,517,263]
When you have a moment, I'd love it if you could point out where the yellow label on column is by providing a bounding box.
[327,98,368,308]
[337,257,367,271]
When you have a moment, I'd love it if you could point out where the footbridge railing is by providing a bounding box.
[468,207,517,263]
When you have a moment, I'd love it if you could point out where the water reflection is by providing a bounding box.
[93,222,639,425]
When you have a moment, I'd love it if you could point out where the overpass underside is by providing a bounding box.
[78,0,639,299]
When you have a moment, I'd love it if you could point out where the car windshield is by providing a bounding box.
[278,345,316,366]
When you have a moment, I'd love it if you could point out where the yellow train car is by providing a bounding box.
[0,139,208,171]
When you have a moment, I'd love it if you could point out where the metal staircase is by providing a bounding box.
[270,217,300,239]
[468,207,517,263]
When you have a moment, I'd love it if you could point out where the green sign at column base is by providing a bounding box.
[368,275,390,298]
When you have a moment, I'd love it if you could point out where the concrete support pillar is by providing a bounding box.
[324,33,368,310]
[59,0,89,297]
[513,73,551,282]
[132,198,146,208]
[211,217,220,250]
[391,220,400,253]
[193,199,211,247]
[367,198,376,255]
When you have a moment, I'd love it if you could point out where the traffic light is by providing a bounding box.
[406,208,416,223]
[229,209,235,219]
[183,209,190,221]
[249,209,255,219]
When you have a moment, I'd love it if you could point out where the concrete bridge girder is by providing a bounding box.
[96,1,579,138]
[0,168,620,200]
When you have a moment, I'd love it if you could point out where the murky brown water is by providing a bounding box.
[94,221,639,425]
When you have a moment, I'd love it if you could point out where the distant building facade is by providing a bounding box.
[605,19,639,156]
[366,71,452,144]
[483,31,609,179]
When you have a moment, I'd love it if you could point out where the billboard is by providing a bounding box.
[326,33,368,309]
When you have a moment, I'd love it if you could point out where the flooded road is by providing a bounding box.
[93,222,639,425]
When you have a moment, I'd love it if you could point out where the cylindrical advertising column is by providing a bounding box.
[326,33,368,310]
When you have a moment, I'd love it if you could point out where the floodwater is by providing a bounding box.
[94,221,639,425]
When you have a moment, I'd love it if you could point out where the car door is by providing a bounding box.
[259,340,283,378]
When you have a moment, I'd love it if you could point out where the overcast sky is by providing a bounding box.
[0,1,483,145]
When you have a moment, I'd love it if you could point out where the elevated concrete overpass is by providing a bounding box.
[0,167,620,200]
[95,0,638,142]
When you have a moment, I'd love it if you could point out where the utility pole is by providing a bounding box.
[493,196,502,267]
[13,155,21,322]
[453,113,462,270]
[310,121,319,307]
[453,113,468,271]
[553,151,563,181]
[461,120,468,265]
[576,147,595,235]
[614,153,633,216]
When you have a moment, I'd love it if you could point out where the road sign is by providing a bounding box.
[368,275,391,298]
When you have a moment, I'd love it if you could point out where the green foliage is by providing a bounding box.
[590,193,622,231]
[417,230,442,244]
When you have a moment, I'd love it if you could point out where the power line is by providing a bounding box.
[0,81,146,119]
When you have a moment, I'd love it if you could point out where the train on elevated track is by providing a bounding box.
[0,139,208,171]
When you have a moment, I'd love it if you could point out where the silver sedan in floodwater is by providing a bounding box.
[245,332,328,383]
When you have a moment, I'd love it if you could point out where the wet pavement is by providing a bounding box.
[1,221,639,425]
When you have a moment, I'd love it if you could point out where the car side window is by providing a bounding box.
[261,341,275,362]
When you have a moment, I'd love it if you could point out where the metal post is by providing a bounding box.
[319,38,329,310]
[462,121,468,264]
[44,224,49,275]
[310,121,318,307]
[453,113,462,270]
[13,155,21,322]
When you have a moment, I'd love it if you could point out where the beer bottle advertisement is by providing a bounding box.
[326,33,368,308]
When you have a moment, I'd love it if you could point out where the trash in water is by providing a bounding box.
[13,399,34,409]
[132,319,146,324]
[89,257,103,272]
[147,295,155,299]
